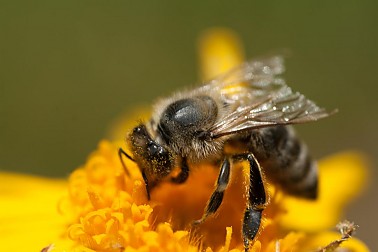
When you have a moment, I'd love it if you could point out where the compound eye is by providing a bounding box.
[147,142,160,155]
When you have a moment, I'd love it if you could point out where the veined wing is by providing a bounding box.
[199,55,285,94]
[194,55,335,138]
[210,85,335,138]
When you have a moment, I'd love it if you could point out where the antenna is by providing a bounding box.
[118,147,134,177]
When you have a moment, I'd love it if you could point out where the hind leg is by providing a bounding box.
[233,153,267,251]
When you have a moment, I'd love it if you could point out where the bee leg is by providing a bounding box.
[234,153,267,251]
[171,157,189,184]
[193,158,231,225]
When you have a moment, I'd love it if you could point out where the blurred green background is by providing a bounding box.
[1,0,377,249]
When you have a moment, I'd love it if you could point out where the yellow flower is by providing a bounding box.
[0,28,370,252]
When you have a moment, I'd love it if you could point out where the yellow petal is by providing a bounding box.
[279,152,369,231]
[263,232,305,252]
[0,172,73,251]
[198,28,245,80]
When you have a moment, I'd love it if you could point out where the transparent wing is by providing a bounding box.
[194,55,335,138]
[199,55,286,95]
[210,86,335,138]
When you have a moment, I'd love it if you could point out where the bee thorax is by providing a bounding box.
[154,95,220,160]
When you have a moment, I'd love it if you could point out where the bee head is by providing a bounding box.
[128,124,174,181]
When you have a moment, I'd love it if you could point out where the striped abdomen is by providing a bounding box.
[231,125,318,199]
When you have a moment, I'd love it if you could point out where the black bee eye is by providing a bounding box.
[147,142,160,155]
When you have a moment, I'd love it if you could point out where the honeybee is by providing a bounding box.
[119,56,334,251]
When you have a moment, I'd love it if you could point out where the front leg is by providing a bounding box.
[233,153,267,252]
[171,157,190,184]
[141,171,151,200]
[142,158,189,201]
[193,158,231,225]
